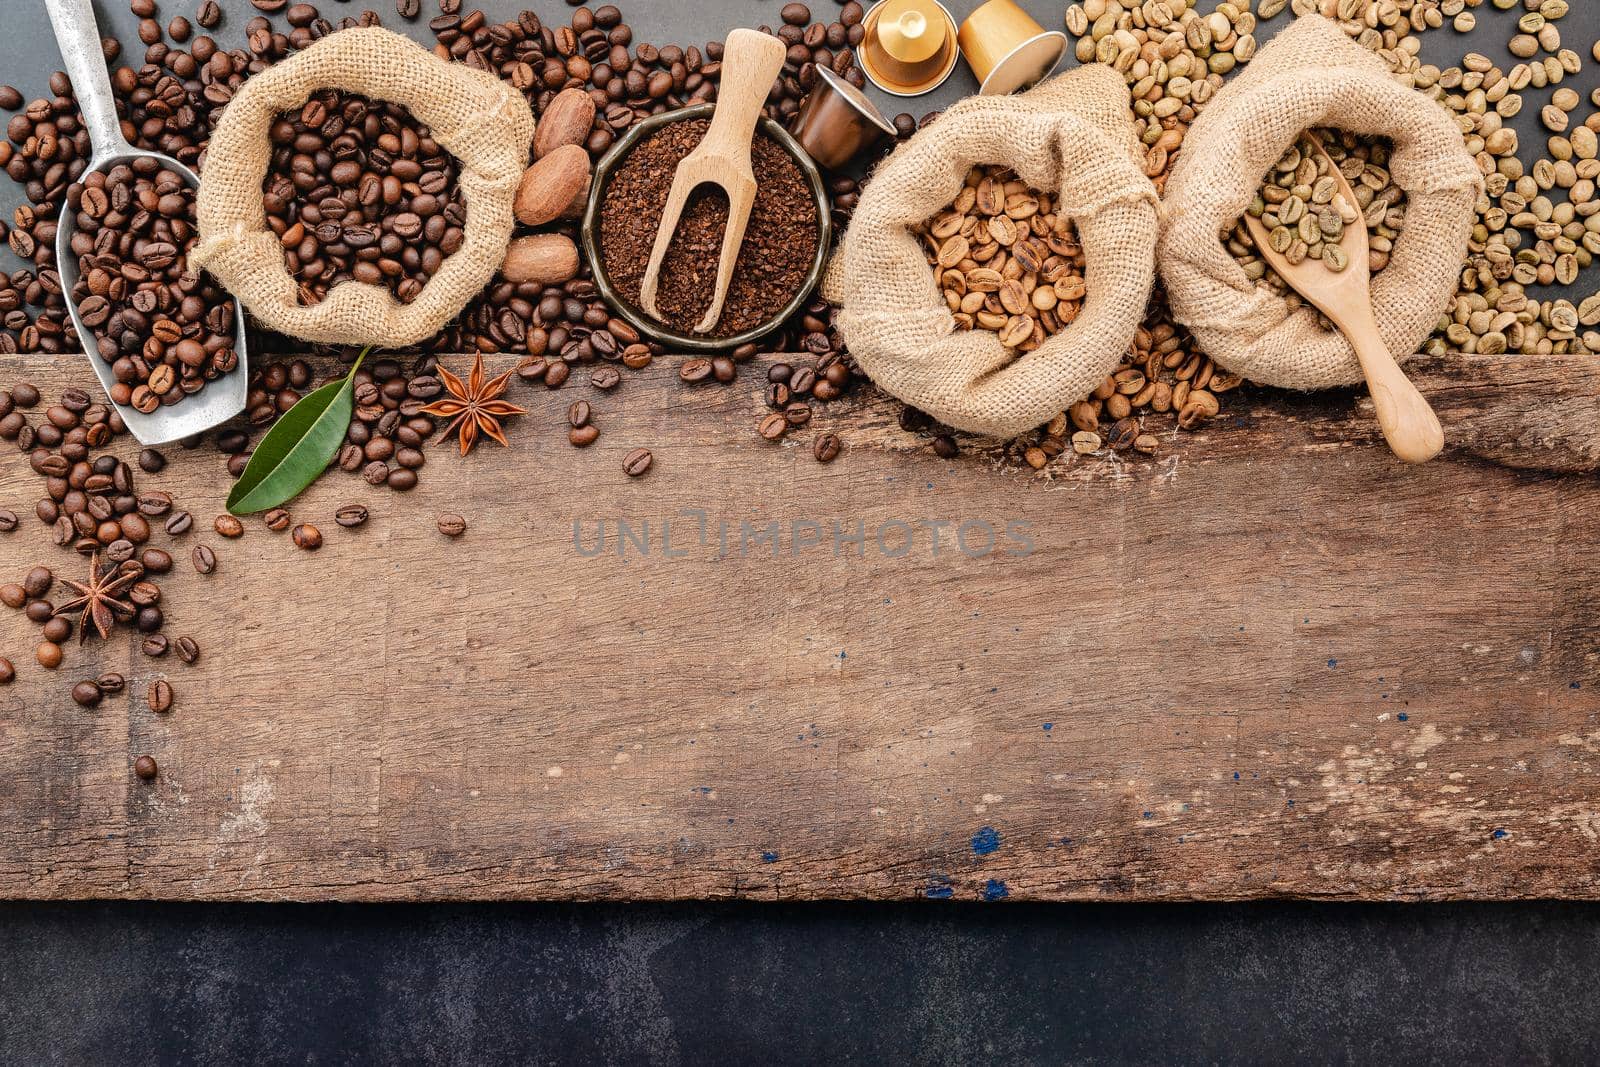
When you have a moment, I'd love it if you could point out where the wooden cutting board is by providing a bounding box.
[0,350,1596,901]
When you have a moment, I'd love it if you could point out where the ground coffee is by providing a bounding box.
[599,118,819,338]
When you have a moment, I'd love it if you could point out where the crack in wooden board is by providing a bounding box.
[0,351,1596,901]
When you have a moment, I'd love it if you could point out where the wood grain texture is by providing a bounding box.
[0,350,1596,902]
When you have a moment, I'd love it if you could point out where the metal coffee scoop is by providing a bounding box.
[47,0,247,446]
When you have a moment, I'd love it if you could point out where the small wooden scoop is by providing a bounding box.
[1243,135,1444,465]
[638,28,788,334]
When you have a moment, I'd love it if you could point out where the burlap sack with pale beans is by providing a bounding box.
[824,64,1160,439]
[191,27,534,348]
[1160,16,1482,390]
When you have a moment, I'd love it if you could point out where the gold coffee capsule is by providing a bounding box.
[860,0,960,97]
[958,0,1068,96]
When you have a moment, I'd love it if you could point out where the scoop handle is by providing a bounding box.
[700,29,788,158]
[46,0,134,161]
[1345,306,1445,464]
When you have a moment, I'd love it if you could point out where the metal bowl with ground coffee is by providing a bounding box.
[597,116,822,339]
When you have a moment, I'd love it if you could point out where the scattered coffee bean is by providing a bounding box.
[41,617,72,645]
[622,447,653,477]
[292,523,322,550]
[142,634,170,658]
[214,514,243,538]
[165,511,194,536]
[0,509,17,532]
[813,432,842,463]
[147,679,174,713]
[191,544,217,574]
[0,658,12,684]
[133,755,158,780]
[23,566,51,598]
[569,424,600,447]
[97,672,125,694]
[71,680,103,707]
[0,583,25,609]
[758,412,788,441]
[437,513,467,538]
[175,636,200,664]
[264,508,292,531]
[335,503,370,528]
[36,641,62,669]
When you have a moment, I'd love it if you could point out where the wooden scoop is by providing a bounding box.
[1243,134,1444,465]
[638,28,788,334]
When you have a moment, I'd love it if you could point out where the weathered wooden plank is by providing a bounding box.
[0,350,1596,901]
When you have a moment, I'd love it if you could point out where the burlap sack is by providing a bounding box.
[1159,16,1482,391]
[191,27,533,348]
[824,64,1159,439]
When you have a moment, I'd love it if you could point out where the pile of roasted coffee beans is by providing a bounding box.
[66,162,238,412]
[264,90,466,306]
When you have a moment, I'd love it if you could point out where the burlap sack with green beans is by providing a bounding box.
[1159,16,1482,390]
[824,64,1160,439]
[191,27,533,348]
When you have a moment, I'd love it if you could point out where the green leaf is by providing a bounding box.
[226,348,369,516]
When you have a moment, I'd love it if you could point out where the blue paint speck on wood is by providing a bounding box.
[1573,682,1582,689]
[1492,828,1507,839]
[1042,723,1053,731]
[1328,658,1338,668]
[761,851,778,863]
[1233,772,1240,780]
[982,879,1009,901]
[971,826,1001,856]
[1142,811,1154,819]
[925,883,954,899]
[1397,713,1408,721]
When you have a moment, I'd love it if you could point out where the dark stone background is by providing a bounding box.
[3,3,1600,1063]
[2,901,1600,1064]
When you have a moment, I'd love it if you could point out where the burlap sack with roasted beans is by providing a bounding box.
[190,27,533,348]
[1159,16,1482,391]
[824,64,1160,439]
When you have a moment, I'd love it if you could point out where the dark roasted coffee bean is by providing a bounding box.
[175,636,200,664]
[335,503,369,528]
[622,447,653,477]
[396,0,420,18]
[590,366,621,390]
[933,434,959,459]
[679,358,713,383]
[758,413,788,441]
[72,680,104,708]
[138,448,166,473]
[292,524,322,550]
[97,672,125,694]
[436,513,467,538]
[23,566,51,599]
[142,634,170,658]
[165,511,193,537]
[813,432,842,463]
[141,549,173,574]
[567,400,592,428]
[191,544,217,574]
[147,678,174,713]
[569,424,600,448]
[0,658,13,684]
[41,617,72,644]
[133,755,158,780]
[263,508,292,532]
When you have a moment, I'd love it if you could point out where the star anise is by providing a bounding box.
[55,554,139,643]
[419,353,527,456]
